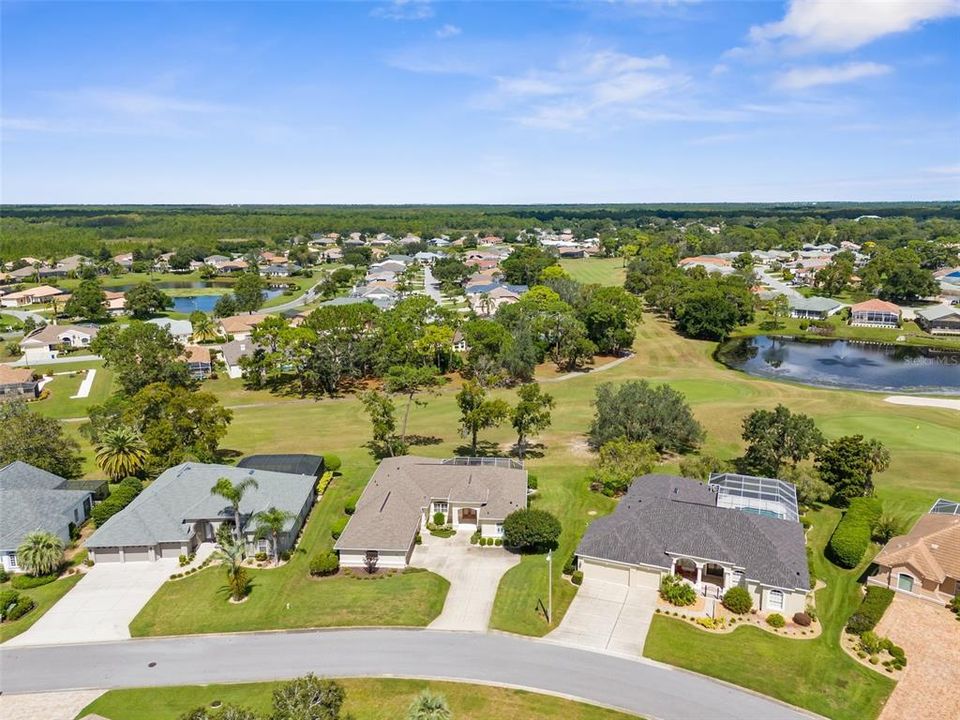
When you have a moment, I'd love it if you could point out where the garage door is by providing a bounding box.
[581,559,630,585]
[92,548,122,563]
[123,546,152,562]
[630,566,662,589]
[159,543,183,559]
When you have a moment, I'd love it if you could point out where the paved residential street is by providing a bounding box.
[411,531,518,632]
[422,265,444,303]
[548,578,658,657]
[0,629,812,720]
[758,268,803,300]
[4,561,178,647]
[4,353,101,367]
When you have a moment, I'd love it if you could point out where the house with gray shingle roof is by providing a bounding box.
[576,474,810,616]
[788,295,844,320]
[915,304,960,335]
[0,462,93,573]
[86,462,316,563]
[335,456,527,569]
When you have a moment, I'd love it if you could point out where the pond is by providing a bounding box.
[170,289,283,314]
[109,280,238,292]
[717,335,960,394]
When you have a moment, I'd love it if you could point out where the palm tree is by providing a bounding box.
[406,690,451,720]
[211,476,259,544]
[191,312,219,343]
[253,506,294,565]
[95,426,148,481]
[213,536,249,601]
[16,531,64,577]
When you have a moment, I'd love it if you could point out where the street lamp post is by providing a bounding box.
[546,549,553,624]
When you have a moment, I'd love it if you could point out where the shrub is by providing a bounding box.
[330,517,347,540]
[344,496,358,516]
[432,511,446,526]
[766,613,785,628]
[793,612,812,627]
[805,604,818,621]
[5,595,35,621]
[949,594,960,619]
[562,555,577,575]
[722,586,753,614]
[571,570,583,586]
[527,474,538,490]
[316,471,334,495]
[322,454,341,472]
[502,508,562,552]
[659,574,696,607]
[414,532,422,545]
[827,497,882,569]
[0,568,9,583]
[495,538,502,546]
[178,554,188,567]
[279,550,291,562]
[119,476,143,495]
[846,586,895,634]
[11,573,57,589]
[254,552,268,562]
[309,552,339,577]
[0,589,19,620]
[470,531,480,545]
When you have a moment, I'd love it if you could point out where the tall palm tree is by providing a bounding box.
[213,536,248,601]
[191,312,219,342]
[253,506,294,565]
[95,426,148,481]
[406,690,451,720]
[16,531,64,577]
[211,476,260,544]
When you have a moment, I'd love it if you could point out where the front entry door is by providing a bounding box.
[459,507,478,524]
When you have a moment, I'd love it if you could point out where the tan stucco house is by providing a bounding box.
[335,456,527,569]
[870,499,960,604]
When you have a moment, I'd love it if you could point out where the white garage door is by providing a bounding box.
[630,566,662,589]
[581,559,630,585]
[123,546,152,562]
[92,548,122,563]
[159,543,183,559]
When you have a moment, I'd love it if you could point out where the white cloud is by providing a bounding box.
[776,61,892,89]
[61,88,231,115]
[371,0,434,21]
[435,24,461,39]
[749,0,960,53]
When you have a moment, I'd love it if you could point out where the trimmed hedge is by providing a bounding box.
[91,479,143,527]
[571,570,583,586]
[11,573,57,590]
[502,508,562,552]
[846,586,895,635]
[322,454,341,472]
[827,497,882,569]
[309,552,339,577]
[344,496,358,515]
[722,586,753,614]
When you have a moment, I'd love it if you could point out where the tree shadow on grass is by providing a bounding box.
[453,440,502,457]
[407,434,443,447]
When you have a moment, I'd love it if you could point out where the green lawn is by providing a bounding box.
[129,464,449,636]
[559,257,626,286]
[0,574,83,643]
[31,360,114,420]
[643,507,894,720]
[78,678,638,720]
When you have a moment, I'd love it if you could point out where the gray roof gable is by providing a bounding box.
[577,474,809,590]
[0,461,68,491]
[0,463,91,550]
[87,463,315,548]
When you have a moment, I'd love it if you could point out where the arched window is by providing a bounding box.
[768,589,784,611]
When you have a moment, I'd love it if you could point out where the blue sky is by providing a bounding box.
[2,0,959,203]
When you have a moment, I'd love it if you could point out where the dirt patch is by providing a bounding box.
[568,438,594,459]
[876,595,960,720]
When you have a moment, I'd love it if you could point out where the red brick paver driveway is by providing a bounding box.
[876,595,960,720]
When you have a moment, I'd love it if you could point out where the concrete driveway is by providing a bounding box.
[4,560,178,647]
[548,578,657,657]
[411,530,518,632]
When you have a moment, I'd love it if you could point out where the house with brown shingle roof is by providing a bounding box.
[0,366,39,400]
[870,502,960,604]
[334,456,527,569]
[217,313,268,340]
[849,298,901,328]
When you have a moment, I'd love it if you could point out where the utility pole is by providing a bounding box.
[546,549,553,624]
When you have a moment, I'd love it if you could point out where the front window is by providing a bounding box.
[768,589,784,611]
[732,570,744,586]
[897,573,914,592]
[434,501,448,514]
[9,553,18,569]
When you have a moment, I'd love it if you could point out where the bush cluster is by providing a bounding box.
[659,574,696,607]
[766,613,786,629]
[571,570,583,586]
[11,573,57,590]
[469,531,480,545]
[721,586,753,614]
[92,477,143,527]
[344,496,358,515]
[309,552,339,577]
[0,589,35,622]
[527,474,538,490]
[322,454,341,472]
[502,508,561,552]
[316,471,334,495]
[827,497,882,569]
[846,586,894,635]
